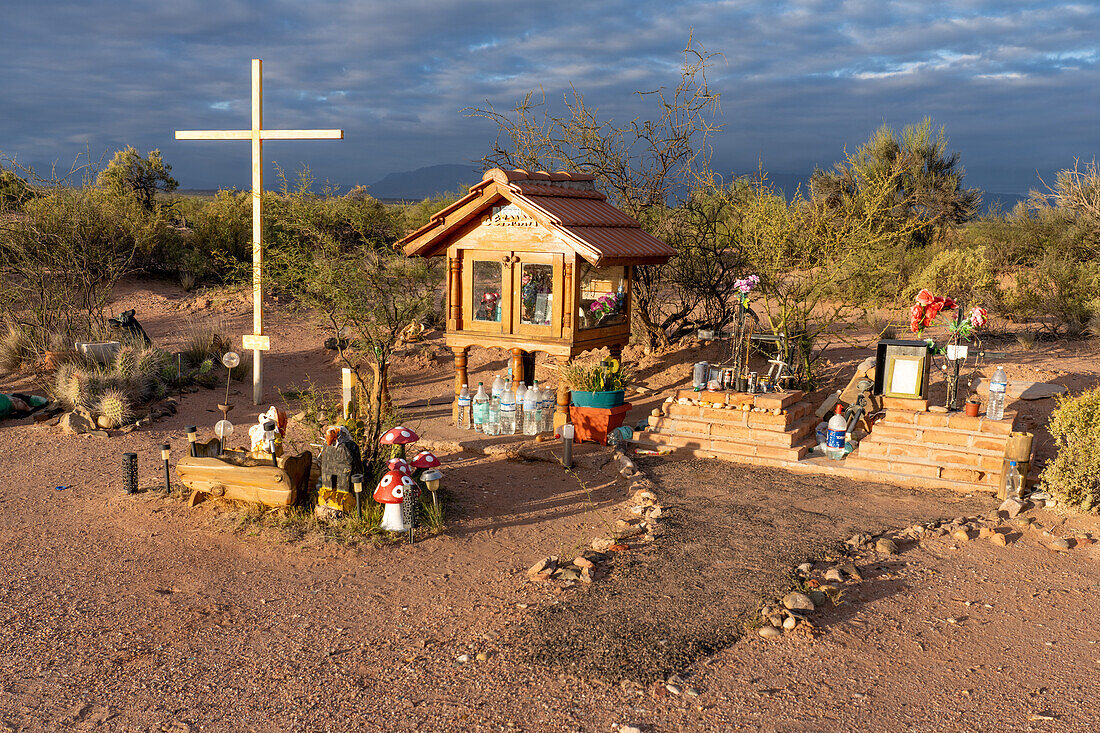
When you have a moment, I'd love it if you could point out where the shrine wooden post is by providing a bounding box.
[175,59,343,404]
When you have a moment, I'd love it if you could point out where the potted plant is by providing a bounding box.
[559,357,632,408]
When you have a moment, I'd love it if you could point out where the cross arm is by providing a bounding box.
[174,129,343,141]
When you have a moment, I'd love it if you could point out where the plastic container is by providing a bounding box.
[540,385,555,433]
[514,382,526,431]
[486,375,503,435]
[1005,460,1023,500]
[986,365,1008,421]
[472,382,488,433]
[523,382,541,436]
[826,404,847,460]
[457,384,471,430]
[500,383,517,435]
[607,426,633,447]
[693,362,708,389]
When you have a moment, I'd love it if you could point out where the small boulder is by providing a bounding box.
[782,591,815,612]
[991,532,1008,547]
[758,626,782,638]
[999,498,1029,518]
[1049,538,1071,551]
[952,529,971,543]
[60,411,94,436]
[876,538,899,555]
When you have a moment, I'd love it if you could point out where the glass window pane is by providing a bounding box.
[471,260,503,322]
[578,264,627,329]
[519,263,554,326]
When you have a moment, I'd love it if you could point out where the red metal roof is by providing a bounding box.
[398,168,675,267]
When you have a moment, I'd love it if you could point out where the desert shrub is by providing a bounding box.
[0,322,35,372]
[1040,388,1100,511]
[905,245,999,306]
[1003,255,1100,336]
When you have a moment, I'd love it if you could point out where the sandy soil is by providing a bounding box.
[0,278,1098,732]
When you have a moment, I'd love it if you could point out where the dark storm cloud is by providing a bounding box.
[0,0,1096,193]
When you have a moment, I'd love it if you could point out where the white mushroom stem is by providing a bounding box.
[380,502,408,532]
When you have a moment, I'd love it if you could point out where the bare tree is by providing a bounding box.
[467,37,724,348]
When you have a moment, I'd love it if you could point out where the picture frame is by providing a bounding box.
[883,354,925,398]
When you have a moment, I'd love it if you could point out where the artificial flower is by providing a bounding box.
[969,307,988,329]
[915,289,935,306]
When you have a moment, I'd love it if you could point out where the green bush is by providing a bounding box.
[1003,255,1100,336]
[1040,388,1100,511]
[905,245,999,307]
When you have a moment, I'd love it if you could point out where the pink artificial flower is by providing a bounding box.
[969,307,988,329]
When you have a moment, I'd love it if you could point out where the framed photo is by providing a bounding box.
[884,354,925,398]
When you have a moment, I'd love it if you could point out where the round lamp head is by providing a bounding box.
[214,419,234,439]
[420,468,443,492]
[221,352,241,369]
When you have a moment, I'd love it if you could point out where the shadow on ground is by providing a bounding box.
[518,457,988,683]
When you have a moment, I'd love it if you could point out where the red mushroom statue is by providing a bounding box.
[387,457,412,475]
[380,425,419,459]
[410,450,440,471]
[374,469,416,532]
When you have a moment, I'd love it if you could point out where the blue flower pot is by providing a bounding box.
[570,390,625,409]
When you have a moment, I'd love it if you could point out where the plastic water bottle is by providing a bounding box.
[540,383,555,433]
[457,383,471,430]
[500,382,517,435]
[1006,460,1023,500]
[826,404,846,460]
[986,366,1007,421]
[514,382,526,431]
[523,382,540,436]
[473,382,488,433]
[486,375,503,435]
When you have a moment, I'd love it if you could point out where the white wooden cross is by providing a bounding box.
[175,58,343,405]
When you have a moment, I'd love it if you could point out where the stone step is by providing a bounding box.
[844,452,1000,488]
[662,401,813,432]
[647,415,816,448]
[643,429,811,462]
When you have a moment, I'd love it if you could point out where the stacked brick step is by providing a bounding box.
[844,408,1018,493]
[645,389,816,464]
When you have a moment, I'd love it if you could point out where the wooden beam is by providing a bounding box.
[251,58,264,406]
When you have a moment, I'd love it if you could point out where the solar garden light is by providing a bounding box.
[219,352,240,422]
[560,423,574,469]
[186,425,198,456]
[351,473,364,519]
[123,452,138,495]
[419,468,443,510]
[214,419,234,456]
[161,444,171,492]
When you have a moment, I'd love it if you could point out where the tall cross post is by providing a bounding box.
[175,59,343,405]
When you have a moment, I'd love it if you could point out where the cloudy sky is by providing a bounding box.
[1,0,1096,195]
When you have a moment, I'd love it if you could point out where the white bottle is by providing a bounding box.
[986,366,1007,421]
[500,381,517,435]
[486,374,503,435]
[457,383,471,430]
[826,404,847,460]
[540,383,555,433]
[523,382,540,436]
[514,382,527,432]
[1006,460,1023,500]
[473,382,489,433]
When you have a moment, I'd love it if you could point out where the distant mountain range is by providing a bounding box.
[367,163,481,201]
[184,163,1027,213]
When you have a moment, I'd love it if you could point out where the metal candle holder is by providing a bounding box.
[123,452,138,495]
[186,425,198,456]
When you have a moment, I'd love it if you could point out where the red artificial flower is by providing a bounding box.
[941,296,957,311]
[909,304,924,333]
[915,289,935,306]
[925,300,944,322]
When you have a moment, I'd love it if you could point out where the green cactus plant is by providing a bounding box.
[95,388,132,429]
[113,345,138,378]
[54,363,89,408]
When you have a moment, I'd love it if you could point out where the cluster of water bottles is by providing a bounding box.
[455,373,556,436]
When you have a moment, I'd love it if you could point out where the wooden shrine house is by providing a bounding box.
[398,167,675,426]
